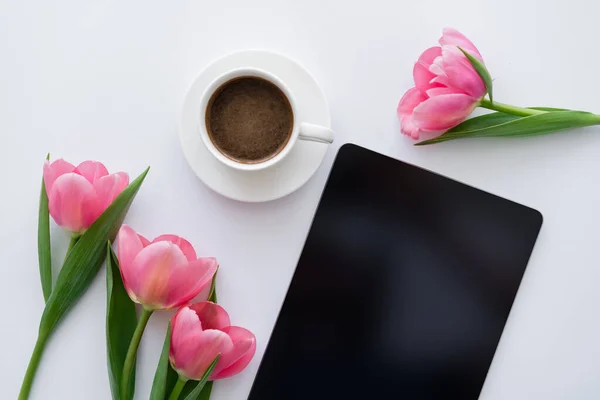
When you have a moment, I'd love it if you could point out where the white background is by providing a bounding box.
[1,0,599,399]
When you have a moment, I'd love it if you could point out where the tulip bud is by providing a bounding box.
[43,159,129,233]
[117,225,218,310]
[169,302,256,381]
[398,28,487,140]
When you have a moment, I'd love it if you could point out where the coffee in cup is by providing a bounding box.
[198,68,333,172]
[205,77,293,163]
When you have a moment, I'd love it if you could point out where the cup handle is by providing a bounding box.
[299,122,334,144]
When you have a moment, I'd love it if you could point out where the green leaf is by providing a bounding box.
[38,167,150,339]
[207,269,218,303]
[150,324,173,400]
[458,46,493,102]
[446,108,574,135]
[417,111,600,145]
[195,382,213,400]
[447,112,521,133]
[182,356,220,400]
[151,326,185,400]
[165,364,180,399]
[38,153,52,302]
[106,244,138,400]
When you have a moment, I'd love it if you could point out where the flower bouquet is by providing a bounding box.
[19,158,255,400]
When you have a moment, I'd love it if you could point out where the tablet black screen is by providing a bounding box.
[248,144,542,400]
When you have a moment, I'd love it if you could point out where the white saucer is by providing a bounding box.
[179,50,332,203]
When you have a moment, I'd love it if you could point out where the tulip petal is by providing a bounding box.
[74,161,109,184]
[153,235,197,262]
[138,234,151,247]
[397,87,427,116]
[210,326,256,380]
[171,328,234,381]
[429,55,446,78]
[400,115,422,140]
[439,46,486,99]
[439,27,482,60]
[171,307,204,355]
[126,241,188,307]
[412,93,478,132]
[164,257,218,309]
[48,173,100,232]
[413,47,442,92]
[426,87,463,97]
[93,172,129,211]
[117,224,146,292]
[43,159,76,191]
[189,302,231,330]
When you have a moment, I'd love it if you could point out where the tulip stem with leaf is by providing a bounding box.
[120,308,153,399]
[479,99,545,117]
[111,225,219,399]
[19,333,49,400]
[149,284,256,400]
[165,302,255,400]
[67,235,81,253]
[19,160,149,400]
[168,378,188,400]
[168,355,219,400]
[398,28,600,145]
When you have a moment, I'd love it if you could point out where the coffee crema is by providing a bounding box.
[205,77,294,163]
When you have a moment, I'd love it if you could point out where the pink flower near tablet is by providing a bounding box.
[168,302,256,397]
[117,224,218,310]
[398,28,486,139]
[399,28,600,145]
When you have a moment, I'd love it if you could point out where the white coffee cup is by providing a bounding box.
[198,67,334,172]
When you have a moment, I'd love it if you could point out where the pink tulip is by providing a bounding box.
[43,159,129,233]
[169,302,256,381]
[117,225,218,310]
[398,28,487,139]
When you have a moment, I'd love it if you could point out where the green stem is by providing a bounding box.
[120,308,153,399]
[18,332,49,400]
[168,377,188,400]
[21,235,83,398]
[67,235,80,254]
[479,98,546,117]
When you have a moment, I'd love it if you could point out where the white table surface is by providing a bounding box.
[2,1,599,399]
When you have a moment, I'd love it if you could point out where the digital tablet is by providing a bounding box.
[248,144,543,400]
